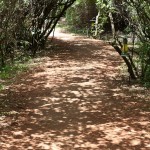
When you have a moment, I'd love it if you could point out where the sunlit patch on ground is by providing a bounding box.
[0,28,150,150]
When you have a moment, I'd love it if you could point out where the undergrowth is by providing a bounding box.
[0,58,30,90]
[0,64,28,79]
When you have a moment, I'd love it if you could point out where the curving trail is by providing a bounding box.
[0,28,150,150]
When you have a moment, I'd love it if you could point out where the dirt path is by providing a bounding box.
[0,29,150,150]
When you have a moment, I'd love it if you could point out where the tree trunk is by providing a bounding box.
[113,45,137,80]
[0,48,5,68]
[109,12,116,39]
[95,11,100,37]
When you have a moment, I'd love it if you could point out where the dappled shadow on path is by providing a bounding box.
[0,34,150,150]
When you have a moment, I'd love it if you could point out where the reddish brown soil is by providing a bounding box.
[0,29,150,150]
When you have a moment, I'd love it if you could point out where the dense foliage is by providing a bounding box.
[66,0,97,28]
[0,0,76,67]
